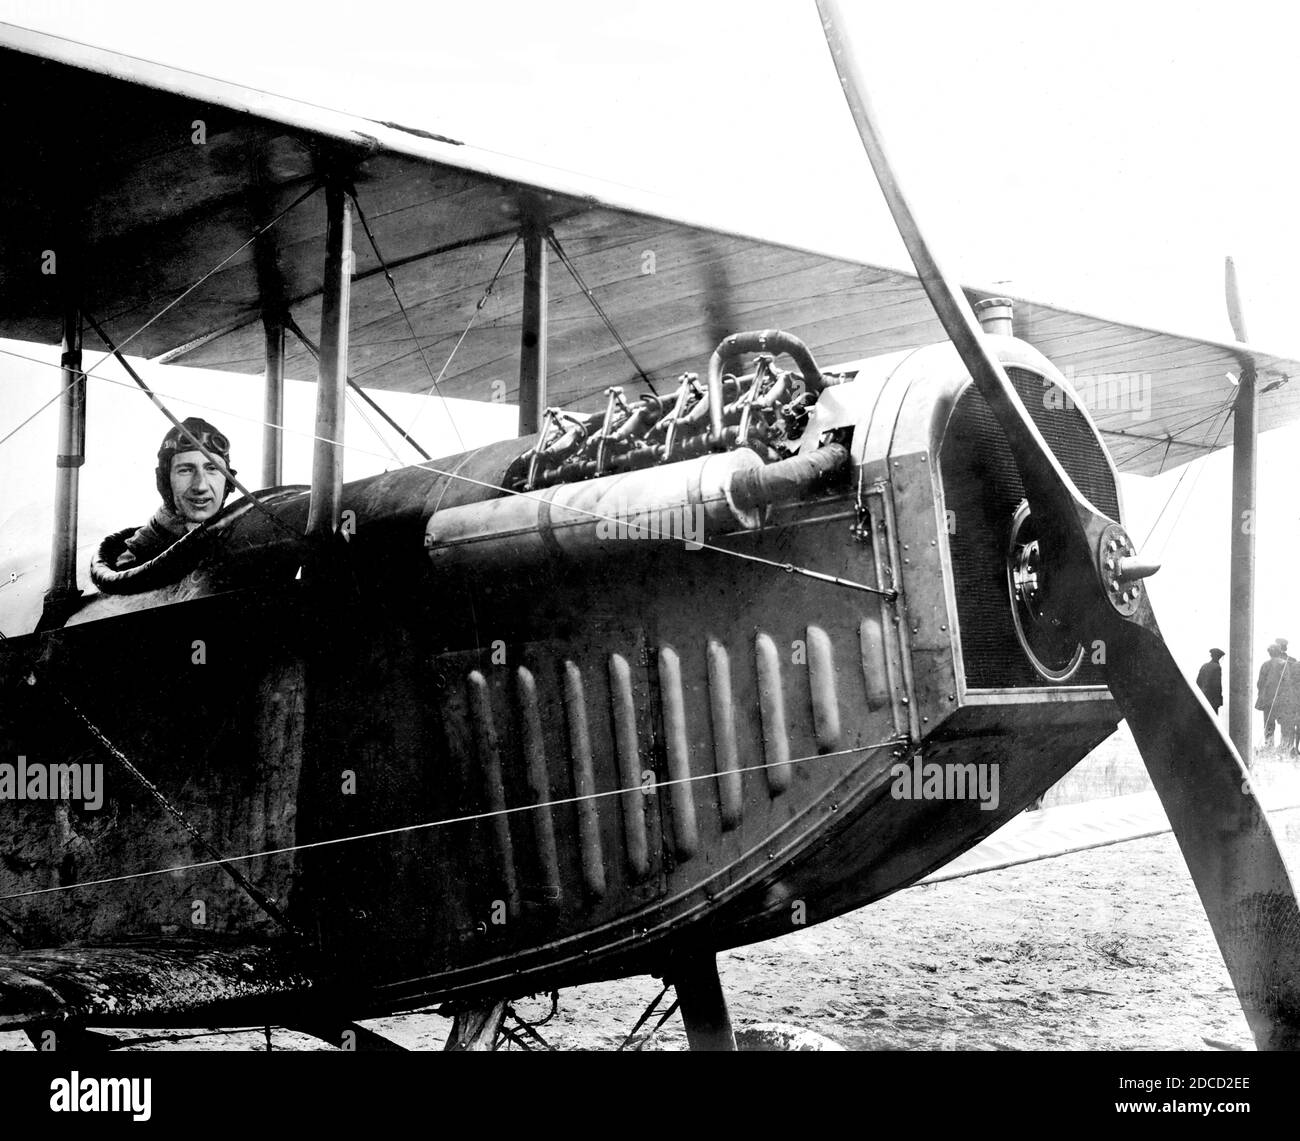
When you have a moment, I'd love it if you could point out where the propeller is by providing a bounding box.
[687,233,743,387]
[816,0,1300,1048]
[701,236,739,354]
[1223,256,1258,391]
[1225,263,1286,393]
[1225,256,1251,344]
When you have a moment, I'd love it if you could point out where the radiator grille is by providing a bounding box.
[939,367,1119,689]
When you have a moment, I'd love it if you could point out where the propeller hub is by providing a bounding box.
[1006,501,1083,681]
[1097,524,1149,616]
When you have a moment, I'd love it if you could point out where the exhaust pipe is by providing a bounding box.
[425,445,849,572]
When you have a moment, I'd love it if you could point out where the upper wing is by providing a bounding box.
[2,22,1296,476]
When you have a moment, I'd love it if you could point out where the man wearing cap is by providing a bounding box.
[114,418,236,570]
[1273,639,1300,754]
[1279,646,1300,755]
[1256,642,1287,751]
[1195,648,1225,713]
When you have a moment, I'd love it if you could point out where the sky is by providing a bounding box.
[0,0,1298,690]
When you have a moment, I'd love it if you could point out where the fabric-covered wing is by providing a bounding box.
[0,939,311,1029]
[2,23,1297,476]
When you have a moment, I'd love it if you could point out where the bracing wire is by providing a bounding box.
[84,313,304,546]
[400,237,520,442]
[547,229,658,396]
[81,181,322,382]
[0,347,894,600]
[282,311,433,462]
[1140,390,1238,554]
[0,373,79,450]
[347,187,469,453]
[0,180,320,452]
[0,735,908,903]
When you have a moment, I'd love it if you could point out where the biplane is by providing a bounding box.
[1,2,1299,1052]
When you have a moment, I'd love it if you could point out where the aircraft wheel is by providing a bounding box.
[733,1022,844,1051]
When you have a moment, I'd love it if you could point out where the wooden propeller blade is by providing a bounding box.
[813,0,1110,576]
[1104,617,1300,1048]
[816,0,1300,1048]
[1226,256,1250,344]
[1224,254,1257,386]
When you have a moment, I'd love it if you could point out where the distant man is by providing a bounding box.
[1280,649,1300,756]
[1195,648,1224,713]
[1256,642,1286,751]
[114,418,235,569]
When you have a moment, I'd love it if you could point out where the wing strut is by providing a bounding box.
[1225,256,1257,760]
[518,217,549,436]
[305,179,352,537]
[669,951,737,1051]
[262,314,286,488]
[39,299,86,629]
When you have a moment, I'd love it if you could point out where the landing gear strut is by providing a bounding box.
[443,1000,508,1052]
[669,951,737,1051]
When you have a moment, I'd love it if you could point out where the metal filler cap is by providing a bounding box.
[974,297,1014,337]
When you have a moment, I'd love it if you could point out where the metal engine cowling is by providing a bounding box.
[801,333,1123,719]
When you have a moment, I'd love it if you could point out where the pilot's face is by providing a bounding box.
[170,449,227,523]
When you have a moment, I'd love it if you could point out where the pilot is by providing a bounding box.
[1195,647,1224,714]
[114,418,236,569]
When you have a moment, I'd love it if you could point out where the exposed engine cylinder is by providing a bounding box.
[424,329,850,573]
[513,330,833,492]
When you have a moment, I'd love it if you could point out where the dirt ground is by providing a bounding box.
[5,754,1296,1053]
[519,808,1300,1053]
[376,747,1300,1052]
